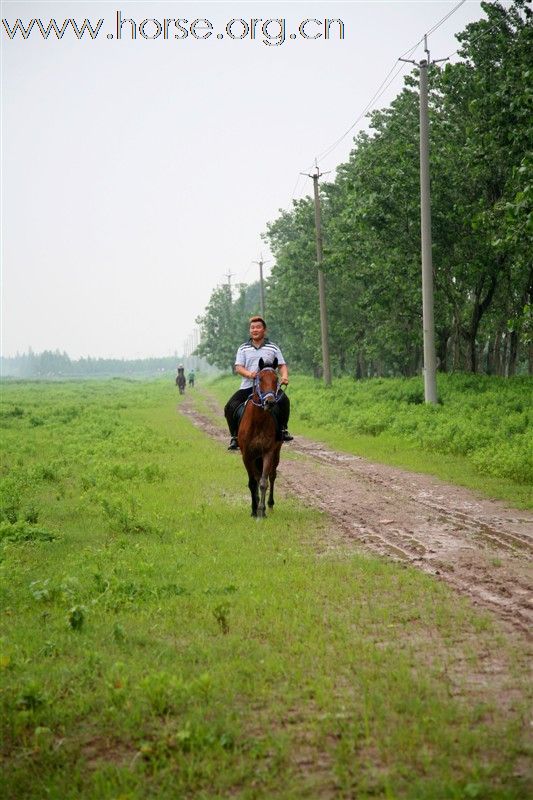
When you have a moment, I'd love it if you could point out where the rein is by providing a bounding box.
[251,367,283,409]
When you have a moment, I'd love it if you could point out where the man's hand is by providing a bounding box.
[279,365,289,386]
[235,365,257,380]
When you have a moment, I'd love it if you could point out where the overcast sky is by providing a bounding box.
[2,0,496,359]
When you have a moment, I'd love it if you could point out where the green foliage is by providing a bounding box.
[195,281,263,370]
[0,521,56,546]
[201,1,533,379]
[287,373,533,485]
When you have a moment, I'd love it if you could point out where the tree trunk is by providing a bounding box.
[507,329,519,376]
[436,329,450,373]
[491,329,502,376]
[500,333,509,377]
[469,274,497,373]
[484,337,492,374]
[452,310,463,371]
[339,351,346,373]
[355,353,363,380]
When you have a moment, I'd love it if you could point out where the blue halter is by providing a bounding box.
[251,367,283,408]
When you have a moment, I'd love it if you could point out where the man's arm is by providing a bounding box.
[279,363,289,385]
[235,364,257,380]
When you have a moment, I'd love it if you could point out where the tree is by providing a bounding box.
[196,282,263,370]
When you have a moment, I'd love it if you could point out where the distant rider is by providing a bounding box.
[224,315,293,451]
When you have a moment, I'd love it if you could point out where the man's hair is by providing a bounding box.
[249,316,266,328]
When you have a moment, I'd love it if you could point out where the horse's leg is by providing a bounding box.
[268,467,276,508]
[244,455,259,517]
[258,452,274,518]
[268,445,281,508]
[248,473,258,517]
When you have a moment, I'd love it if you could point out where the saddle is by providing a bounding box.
[233,400,283,441]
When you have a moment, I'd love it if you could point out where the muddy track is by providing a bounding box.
[180,393,533,637]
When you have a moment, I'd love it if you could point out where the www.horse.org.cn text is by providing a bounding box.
[2,14,346,46]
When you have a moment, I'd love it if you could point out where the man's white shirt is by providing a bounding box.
[235,339,286,390]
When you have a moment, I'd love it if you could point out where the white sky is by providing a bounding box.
[2,0,494,358]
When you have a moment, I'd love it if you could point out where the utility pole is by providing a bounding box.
[303,165,332,386]
[252,253,270,320]
[400,37,445,404]
[224,270,235,302]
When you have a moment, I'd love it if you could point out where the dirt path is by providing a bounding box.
[180,392,533,637]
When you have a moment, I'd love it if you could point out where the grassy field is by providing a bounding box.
[0,379,531,799]
[209,373,533,509]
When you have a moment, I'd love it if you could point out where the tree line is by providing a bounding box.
[197,1,532,377]
[0,350,200,379]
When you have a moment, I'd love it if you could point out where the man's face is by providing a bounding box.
[250,322,266,341]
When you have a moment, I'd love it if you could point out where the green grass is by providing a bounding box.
[0,379,531,798]
[209,373,533,509]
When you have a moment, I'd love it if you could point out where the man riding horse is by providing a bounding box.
[176,365,186,394]
[224,316,293,450]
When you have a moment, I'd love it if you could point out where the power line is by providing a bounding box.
[425,0,467,38]
[290,172,305,203]
[311,0,474,168]
[315,50,416,166]
[286,1,493,209]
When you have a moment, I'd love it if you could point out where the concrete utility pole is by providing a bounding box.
[303,165,332,386]
[225,270,235,302]
[252,253,270,320]
[400,37,444,404]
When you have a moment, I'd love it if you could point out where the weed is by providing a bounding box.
[141,671,186,716]
[33,726,54,750]
[68,605,86,631]
[24,505,39,524]
[213,602,230,634]
[29,579,58,603]
[1,405,25,419]
[0,477,22,523]
[29,576,79,604]
[112,623,126,643]
[1,521,56,545]
[38,641,58,658]
[99,495,162,536]
[16,683,46,711]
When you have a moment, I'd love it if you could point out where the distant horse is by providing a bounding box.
[176,373,186,395]
[238,357,283,518]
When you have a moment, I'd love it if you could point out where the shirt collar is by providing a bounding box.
[249,336,270,349]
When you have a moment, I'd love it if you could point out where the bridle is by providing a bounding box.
[251,367,283,409]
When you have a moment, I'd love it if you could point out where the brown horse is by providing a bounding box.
[176,371,186,395]
[238,358,282,518]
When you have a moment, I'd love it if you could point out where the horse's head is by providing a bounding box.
[254,357,280,409]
